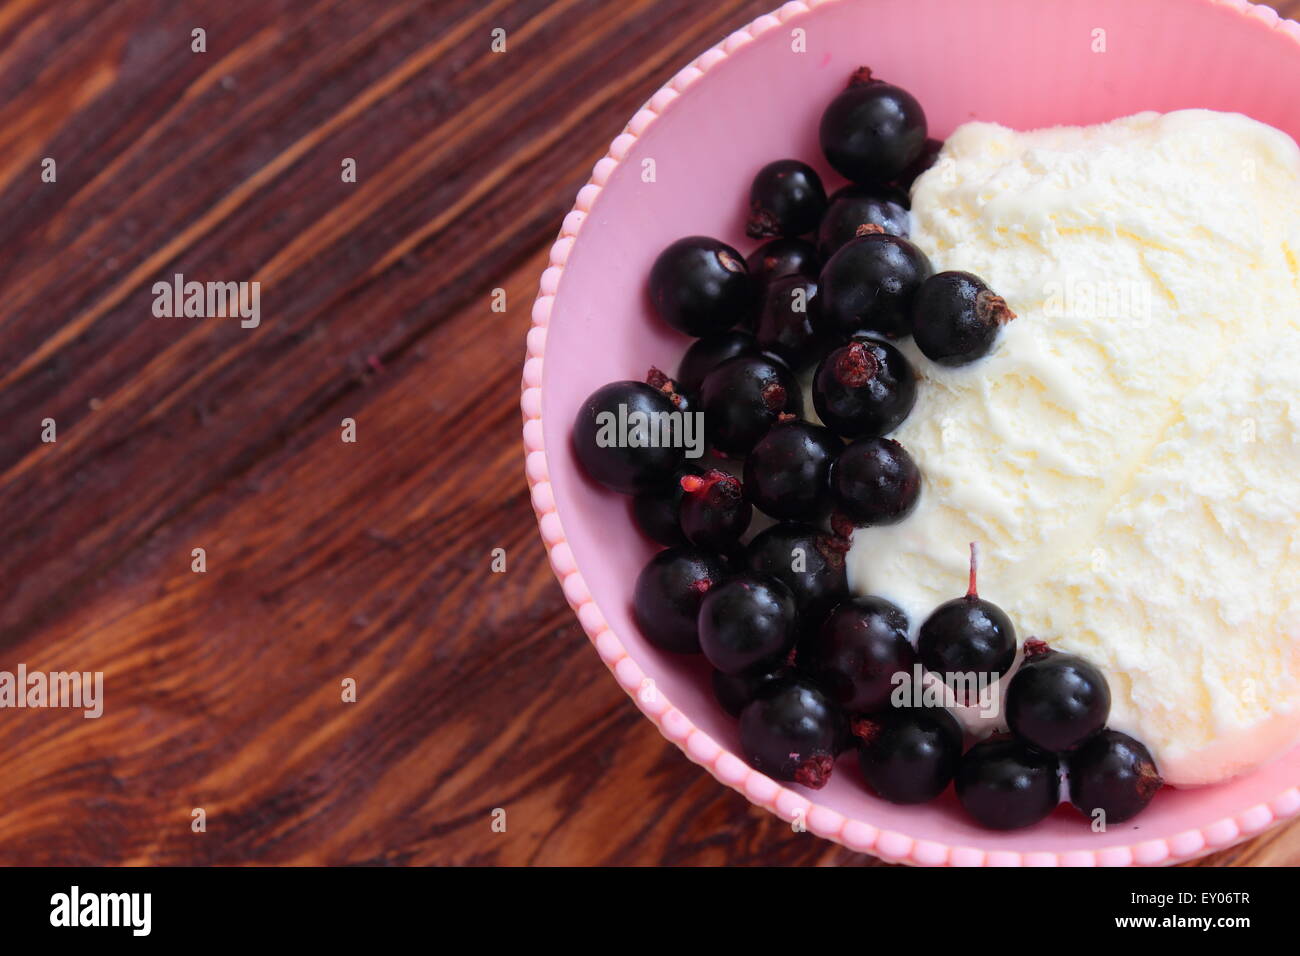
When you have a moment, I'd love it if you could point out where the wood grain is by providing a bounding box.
[0,0,1295,866]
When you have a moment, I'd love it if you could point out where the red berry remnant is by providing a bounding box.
[830,510,856,541]
[976,289,1017,327]
[1023,637,1052,661]
[681,468,741,502]
[688,577,714,595]
[1137,761,1165,800]
[851,716,882,743]
[854,223,886,238]
[793,753,835,789]
[817,527,852,569]
[777,411,797,423]
[747,204,782,240]
[834,341,879,388]
[848,65,875,87]
[760,381,788,411]
[647,367,687,409]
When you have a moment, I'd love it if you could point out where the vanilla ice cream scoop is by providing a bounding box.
[846,110,1300,787]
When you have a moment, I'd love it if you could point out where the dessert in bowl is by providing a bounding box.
[522,0,1300,864]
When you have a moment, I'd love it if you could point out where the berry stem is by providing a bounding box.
[967,541,979,598]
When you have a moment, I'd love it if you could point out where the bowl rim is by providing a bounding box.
[520,0,1300,866]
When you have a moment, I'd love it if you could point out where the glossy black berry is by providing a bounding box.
[829,437,920,527]
[675,330,760,395]
[818,68,927,184]
[812,338,916,438]
[1067,730,1164,823]
[712,665,790,718]
[746,159,827,238]
[911,271,1017,366]
[649,236,753,336]
[818,233,932,339]
[803,595,916,713]
[854,707,962,804]
[572,381,685,494]
[698,573,799,675]
[917,544,1018,687]
[678,469,751,552]
[816,184,910,260]
[739,675,840,788]
[956,737,1061,830]
[754,275,824,370]
[699,354,802,457]
[745,522,849,631]
[632,547,727,654]
[892,137,943,191]
[743,420,840,522]
[630,463,700,547]
[746,237,820,289]
[1006,642,1111,753]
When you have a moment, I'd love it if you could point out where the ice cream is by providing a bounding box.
[846,110,1300,787]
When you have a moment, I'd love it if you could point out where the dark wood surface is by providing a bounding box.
[0,0,1296,866]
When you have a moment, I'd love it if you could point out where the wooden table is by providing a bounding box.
[1,0,1295,866]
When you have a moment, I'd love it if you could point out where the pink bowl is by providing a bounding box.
[522,0,1300,865]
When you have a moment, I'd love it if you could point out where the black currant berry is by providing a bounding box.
[829,437,921,527]
[854,706,962,804]
[1067,729,1163,823]
[743,420,840,522]
[754,275,824,370]
[746,159,827,238]
[632,547,727,654]
[812,338,916,438]
[818,67,927,184]
[818,232,932,339]
[803,595,916,714]
[649,236,753,336]
[698,573,799,675]
[911,270,1017,366]
[678,469,751,553]
[1006,641,1111,753]
[745,522,849,631]
[699,354,802,457]
[739,675,840,788]
[573,381,684,494]
[816,184,910,260]
[917,543,1018,688]
[956,736,1061,830]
